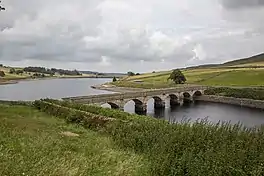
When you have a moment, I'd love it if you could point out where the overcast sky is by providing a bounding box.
[0,0,264,72]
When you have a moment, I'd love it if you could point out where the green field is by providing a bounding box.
[2,100,264,175]
[0,104,148,176]
[112,67,264,89]
[111,53,264,89]
[0,66,94,83]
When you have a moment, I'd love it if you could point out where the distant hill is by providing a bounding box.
[222,53,264,66]
[80,71,126,78]
[186,53,264,69]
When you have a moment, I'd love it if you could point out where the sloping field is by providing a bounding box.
[0,104,148,176]
[198,69,264,86]
[113,67,264,88]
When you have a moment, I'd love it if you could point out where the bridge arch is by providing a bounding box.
[183,92,191,98]
[168,94,180,106]
[107,102,120,109]
[148,96,165,109]
[193,90,202,97]
[182,92,192,104]
[124,99,147,114]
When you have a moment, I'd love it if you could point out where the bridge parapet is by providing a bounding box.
[63,86,210,110]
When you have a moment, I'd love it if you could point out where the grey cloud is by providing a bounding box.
[221,0,264,9]
[0,0,264,72]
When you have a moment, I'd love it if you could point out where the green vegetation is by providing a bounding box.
[0,65,95,84]
[111,53,264,89]
[27,99,264,175]
[127,71,136,76]
[112,68,264,89]
[223,53,264,66]
[113,76,117,82]
[0,103,149,176]
[168,69,186,84]
[0,70,5,77]
[205,87,264,100]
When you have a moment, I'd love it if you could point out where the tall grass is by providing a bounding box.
[0,104,149,176]
[35,99,264,175]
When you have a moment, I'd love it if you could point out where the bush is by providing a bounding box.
[9,68,16,74]
[0,71,5,77]
[33,100,114,129]
[15,70,23,75]
[205,87,264,100]
[127,71,135,76]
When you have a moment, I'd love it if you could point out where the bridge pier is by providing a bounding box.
[170,99,180,107]
[135,103,147,113]
[119,105,124,111]
[154,101,165,109]
[183,98,193,104]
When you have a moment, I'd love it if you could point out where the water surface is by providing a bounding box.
[0,78,112,101]
[1,79,264,128]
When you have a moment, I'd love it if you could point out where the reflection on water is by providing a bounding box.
[125,99,264,128]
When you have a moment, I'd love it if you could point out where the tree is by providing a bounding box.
[0,64,3,67]
[0,71,5,77]
[9,68,16,74]
[127,71,135,76]
[136,73,140,75]
[15,70,23,75]
[168,69,186,84]
[112,76,117,82]
[0,1,5,11]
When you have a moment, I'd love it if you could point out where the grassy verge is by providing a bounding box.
[34,99,264,175]
[0,104,149,176]
[204,87,264,100]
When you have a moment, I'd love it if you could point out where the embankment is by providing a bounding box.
[196,95,264,110]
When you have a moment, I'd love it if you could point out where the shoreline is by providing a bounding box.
[0,76,114,86]
[91,83,146,93]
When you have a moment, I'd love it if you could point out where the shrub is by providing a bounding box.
[204,87,264,100]
[33,100,114,129]
[0,71,5,77]
[9,68,16,74]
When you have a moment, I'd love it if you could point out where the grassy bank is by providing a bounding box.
[0,104,149,176]
[204,87,264,100]
[32,99,264,175]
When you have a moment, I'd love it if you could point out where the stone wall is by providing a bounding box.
[196,95,264,110]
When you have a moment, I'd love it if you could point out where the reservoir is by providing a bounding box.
[0,78,264,128]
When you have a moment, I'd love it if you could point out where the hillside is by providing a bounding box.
[112,53,264,88]
[0,103,147,175]
[223,53,264,66]
[184,53,264,70]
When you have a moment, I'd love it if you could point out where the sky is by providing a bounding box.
[0,0,264,72]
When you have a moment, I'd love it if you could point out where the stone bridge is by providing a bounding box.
[63,86,209,112]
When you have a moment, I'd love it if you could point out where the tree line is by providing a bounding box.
[0,1,5,11]
[23,67,82,76]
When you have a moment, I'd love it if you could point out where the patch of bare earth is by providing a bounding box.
[61,131,80,137]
